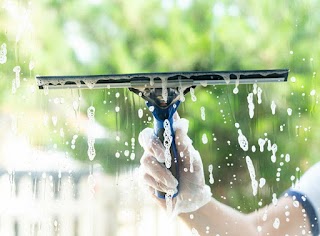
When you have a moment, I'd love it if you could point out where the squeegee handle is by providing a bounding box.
[147,101,180,199]
[153,117,179,199]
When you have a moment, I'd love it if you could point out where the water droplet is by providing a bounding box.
[124,150,130,157]
[202,133,208,144]
[259,178,266,188]
[200,107,206,120]
[163,119,173,168]
[87,106,95,120]
[253,83,258,94]
[87,106,96,161]
[271,101,276,115]
[258,138,266,152]
[310,90,316,96]
[191,227,200,236]
[257,226,262,232]
[138,108,143,118]
[287,108,292,116]
[273,218,280,229]
[115,152,120,158]
[29,60,35,71]
[0,43,7,64]
[271,143,278,163]
[247,93,255,118]
[235,123,240,128]
[246,156,258,196]
[190,87,197,102]
[208,164,214,184]
[238,129,249,151]
[257,87,263,104]
[115,106,120,112]
[290,77,296,83]
[148,106,155,112]
[272,193,278,206]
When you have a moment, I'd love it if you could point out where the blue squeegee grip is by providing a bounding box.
[146,101,180,199]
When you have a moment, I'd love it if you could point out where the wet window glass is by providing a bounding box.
[0,1,319,235]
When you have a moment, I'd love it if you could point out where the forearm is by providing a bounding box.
[179,197,311,236]
[179,198,257,235]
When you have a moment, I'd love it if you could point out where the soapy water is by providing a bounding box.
[237,129,249,151]
[11,66,21,94]
[232,74,239,94]
[246,85,264,118]
[200,106,205,120]
[246,156,258,196]
[208,164,214,184]
[163,119,173,169]
[273,217,280,229]
[272,193,278,206]
[165,189,174,214]
[161,77,168,103]
[247,93,255,118]
[87,106,96,161]
[138,108,143,118]
[271,101,276,115]
[71,134,78,150]
[0,43,7,64]
[270,143,278,163]
[190,87,197,102]
[259,178,266,188]
[201,133,208,144]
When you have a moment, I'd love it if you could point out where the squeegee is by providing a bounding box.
[36,69,289,198]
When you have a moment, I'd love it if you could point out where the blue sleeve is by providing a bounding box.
[285,190,319,236]
[284,162,320,236]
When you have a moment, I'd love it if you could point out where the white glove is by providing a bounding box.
[139,114,212,216]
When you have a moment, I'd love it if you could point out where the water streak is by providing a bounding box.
[247,93,254,118]
[208,164,214,184]
[87,106,96,161]
[238,129,249,151]
[163,119,172,168]
[245,156,258,196]
[0,43,7,64]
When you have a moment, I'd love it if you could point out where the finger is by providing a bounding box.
[173,118,189,135]
[175,133,204,173]
[139,128,165,163]
[172,111,180,122]
[140,152,178,190]
[138,127,154,149]
[142,172,178,194]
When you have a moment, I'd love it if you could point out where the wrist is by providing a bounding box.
[175,185,212,215]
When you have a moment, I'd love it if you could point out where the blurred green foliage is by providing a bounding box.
[0,0,319,213]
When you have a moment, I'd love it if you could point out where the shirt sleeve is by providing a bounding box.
[286,162,320,236]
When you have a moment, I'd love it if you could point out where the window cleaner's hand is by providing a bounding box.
[139,113,212,216]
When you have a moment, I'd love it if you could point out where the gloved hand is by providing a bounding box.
[139,113,212,216]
